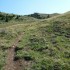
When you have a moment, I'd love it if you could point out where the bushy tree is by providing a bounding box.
[47,14,50,18]
[5,15,8,22]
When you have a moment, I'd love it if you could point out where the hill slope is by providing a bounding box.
[28,13,59,19]
[0,12,39,23]
[0,12,59,23]
[0,12,70,70]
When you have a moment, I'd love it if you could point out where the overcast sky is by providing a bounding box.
[0,0,70,15]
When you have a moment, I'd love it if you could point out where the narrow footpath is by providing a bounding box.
[5,33,24,70]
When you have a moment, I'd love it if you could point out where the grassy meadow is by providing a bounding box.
[0,12,70,70]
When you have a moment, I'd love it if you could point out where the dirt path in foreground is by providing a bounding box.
[4,33,24,70]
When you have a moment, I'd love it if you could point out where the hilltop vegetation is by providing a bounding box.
[28,13,59,19]
[0,12,59,23]
[0,12,70,70]
[0,12,38,23]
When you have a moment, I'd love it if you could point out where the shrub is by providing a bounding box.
[24,55,33,61]
[64,52,70,58]
[0,29,7,37]
[29,37,46,51]
[5,15,8,22]
[53,62,62,70]
[48,49,56,57]
[29,13,42,19]
[32,59,53,70]
[47,14,50,18]
[15,15,20,19]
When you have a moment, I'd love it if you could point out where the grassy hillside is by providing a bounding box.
[0,12,39,23]
[0,12,70,70]
[0,12,59,23]
[28,13,59,19]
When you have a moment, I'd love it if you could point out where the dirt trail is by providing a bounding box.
[4,33,24,70]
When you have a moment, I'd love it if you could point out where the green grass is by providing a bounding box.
[0,49,7,70]
[0,12,70,70]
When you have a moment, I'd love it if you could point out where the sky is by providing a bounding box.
[0,0,70,15]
